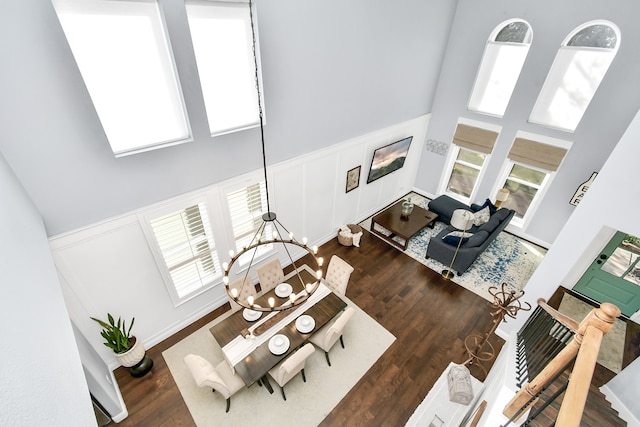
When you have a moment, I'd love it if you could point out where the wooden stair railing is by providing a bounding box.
[503,301,621,426]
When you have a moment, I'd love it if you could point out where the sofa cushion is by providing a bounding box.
[492,208,511,222]
[428,195,472,224]
[472,206,491,226]
[478,215,501,233]
[463,230,490,248]
[473,198,498,215]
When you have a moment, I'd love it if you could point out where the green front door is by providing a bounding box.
[573,231,640,317]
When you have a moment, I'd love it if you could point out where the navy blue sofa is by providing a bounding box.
[425,194,515,275]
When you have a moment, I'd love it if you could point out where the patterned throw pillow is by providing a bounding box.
[472,206,491,226]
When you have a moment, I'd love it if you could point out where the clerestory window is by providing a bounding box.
[185,1,261,136]
[468,19,532,117]
[52,0,190,156]
[529,21,620,132]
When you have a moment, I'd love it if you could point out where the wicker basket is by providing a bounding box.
[337,224,363,246]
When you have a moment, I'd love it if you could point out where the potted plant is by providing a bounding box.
[91,313,153,377]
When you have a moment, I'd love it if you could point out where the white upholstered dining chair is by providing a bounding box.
[228,276,257,313]
[309,306,355,366]
[183,354,246,413]
[323,255,354,295]
[256,258,285,293]
[267,343,315,401]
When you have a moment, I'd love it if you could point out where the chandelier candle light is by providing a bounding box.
[222,0,323,312]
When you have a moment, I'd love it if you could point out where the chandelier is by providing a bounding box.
[222,0,323,312]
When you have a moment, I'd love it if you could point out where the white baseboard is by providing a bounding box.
[600,385,640,427]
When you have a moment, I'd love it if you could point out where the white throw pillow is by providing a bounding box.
[472,206,490,226]
[444,230,472,238]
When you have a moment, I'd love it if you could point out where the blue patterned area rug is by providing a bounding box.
[359,193,547,302]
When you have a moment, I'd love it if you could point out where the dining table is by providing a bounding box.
[209,264,347,390]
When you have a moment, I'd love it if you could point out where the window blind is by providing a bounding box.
[227,181,272,264]
[150,203,219,298]
[452,124,499,154]
[508,138,568,171]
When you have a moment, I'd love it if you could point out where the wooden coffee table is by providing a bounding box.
[370,201,438,250]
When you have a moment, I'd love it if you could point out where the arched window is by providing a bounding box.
[529,21,620,132]
[468,19,532,117]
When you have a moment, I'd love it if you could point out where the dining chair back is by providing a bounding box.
[228,276,257,312]
[256,258,285,293]
[267,343,315,401]
[184,354,245,412]
[324,255,354,295]
[309,306,355,366]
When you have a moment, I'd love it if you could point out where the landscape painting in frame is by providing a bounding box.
[366,136,413,184]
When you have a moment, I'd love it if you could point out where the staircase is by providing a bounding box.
[526,368,626,427]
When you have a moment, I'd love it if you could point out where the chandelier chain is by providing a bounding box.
[248,0,271,214]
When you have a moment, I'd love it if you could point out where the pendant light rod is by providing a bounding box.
[248,0,272,216]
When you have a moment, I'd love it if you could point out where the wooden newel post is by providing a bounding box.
[503,302,621,422]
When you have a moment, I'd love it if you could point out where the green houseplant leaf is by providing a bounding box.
[91,314,136,354]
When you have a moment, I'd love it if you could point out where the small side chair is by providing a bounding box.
[228,276,257,312]
[309,306,356,366]
[256,258,285,293]
[267,343,315,401]
[324,255,354,295]
[183,354,245,413]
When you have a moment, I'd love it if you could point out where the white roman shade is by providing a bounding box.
[508,138,568,171]
[453,124,499,154]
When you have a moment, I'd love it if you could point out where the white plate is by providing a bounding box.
[275,283,293,298]
[242,306,262,322]
[295,315,316,333]
[268,334,290,355]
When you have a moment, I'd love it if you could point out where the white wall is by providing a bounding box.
[0,0,454,236]
[0,153,95,426]
[414,0,640,246]
[494,109,640,423]
[50,116,428,370]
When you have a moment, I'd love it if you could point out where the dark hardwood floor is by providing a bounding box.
[114,228,506,426]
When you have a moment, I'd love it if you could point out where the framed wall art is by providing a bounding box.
[346,165,361,193]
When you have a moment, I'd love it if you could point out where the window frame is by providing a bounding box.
[52,0,192,157]
[217,171,276,275]
[492,132,572,228]
[140,192,222,306]
[467,19,532,118]
[438,119,501,204]
[185,0,264,137]
[493,160,552,228]
[439,145,490,205]
[528,20,620,133]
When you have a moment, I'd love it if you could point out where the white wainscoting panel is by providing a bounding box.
[49,114,430,371]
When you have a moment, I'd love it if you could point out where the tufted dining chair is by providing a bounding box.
[267,343,315,401]
[309,306,355,366]
[183,354,246,413]
[323,255,354,295]
[228,276,257,313]
[256,258,285,293]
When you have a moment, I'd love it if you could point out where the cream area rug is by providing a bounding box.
[163,295,396,427]
[360,193,547,303]
[557,293,626,373]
